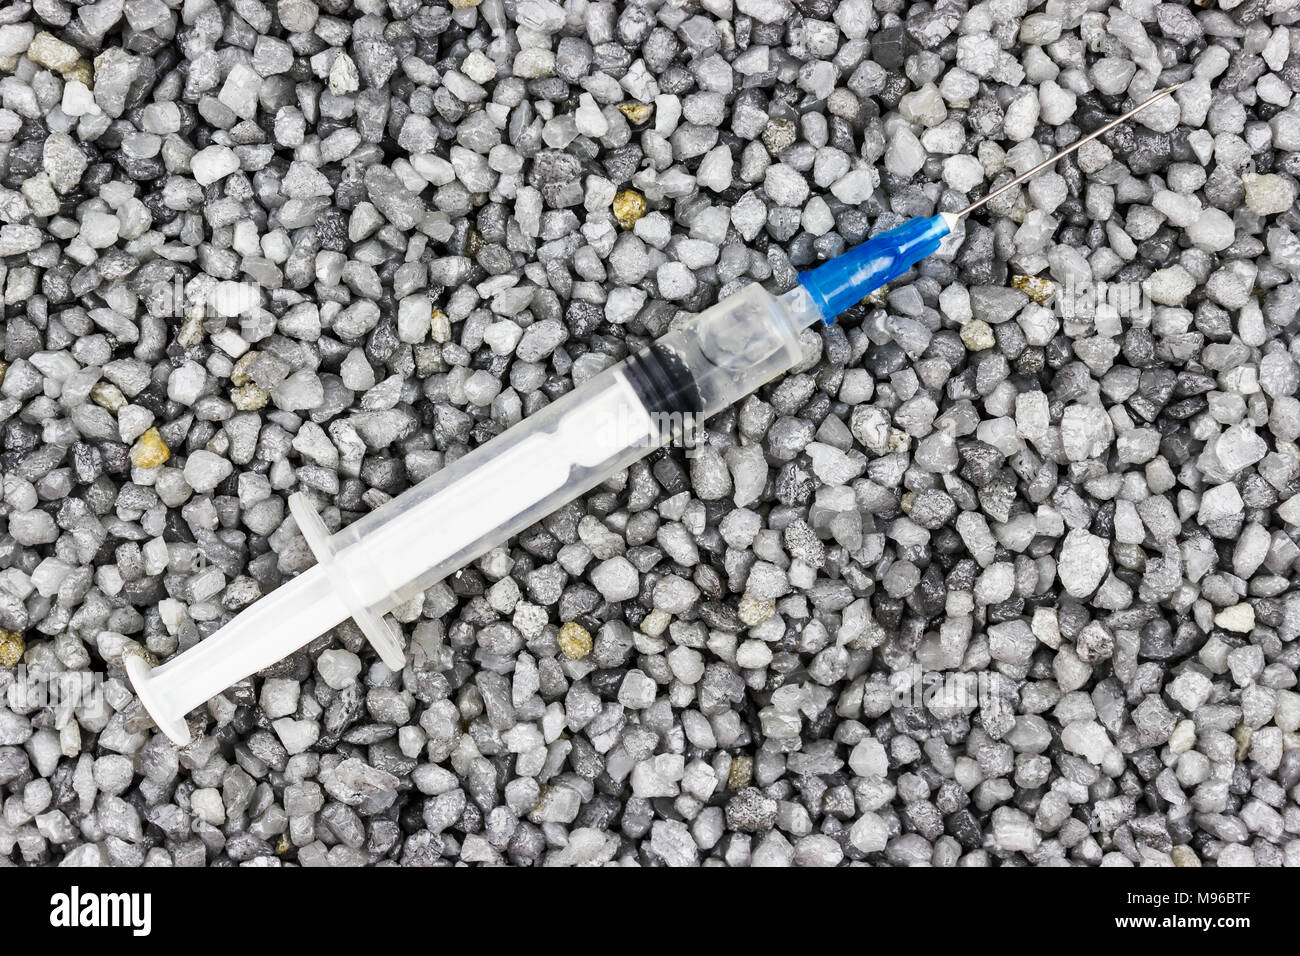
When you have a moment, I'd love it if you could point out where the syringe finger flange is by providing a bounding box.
[124,653,198,746]
[288,492,407,671]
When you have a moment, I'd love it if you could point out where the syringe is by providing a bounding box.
[127,85,1181,745]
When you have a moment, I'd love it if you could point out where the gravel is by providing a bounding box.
[1,0,1300,870]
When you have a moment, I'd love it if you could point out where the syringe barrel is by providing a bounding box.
[320,283,806,619]
[327,359,659,613]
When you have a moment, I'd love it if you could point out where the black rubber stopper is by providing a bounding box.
[625,344,704,417]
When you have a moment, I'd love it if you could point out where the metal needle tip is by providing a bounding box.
[954,83,1186,221]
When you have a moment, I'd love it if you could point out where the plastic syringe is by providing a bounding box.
[127,85,1180,745]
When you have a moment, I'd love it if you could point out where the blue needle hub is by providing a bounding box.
[797,213,953,323]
